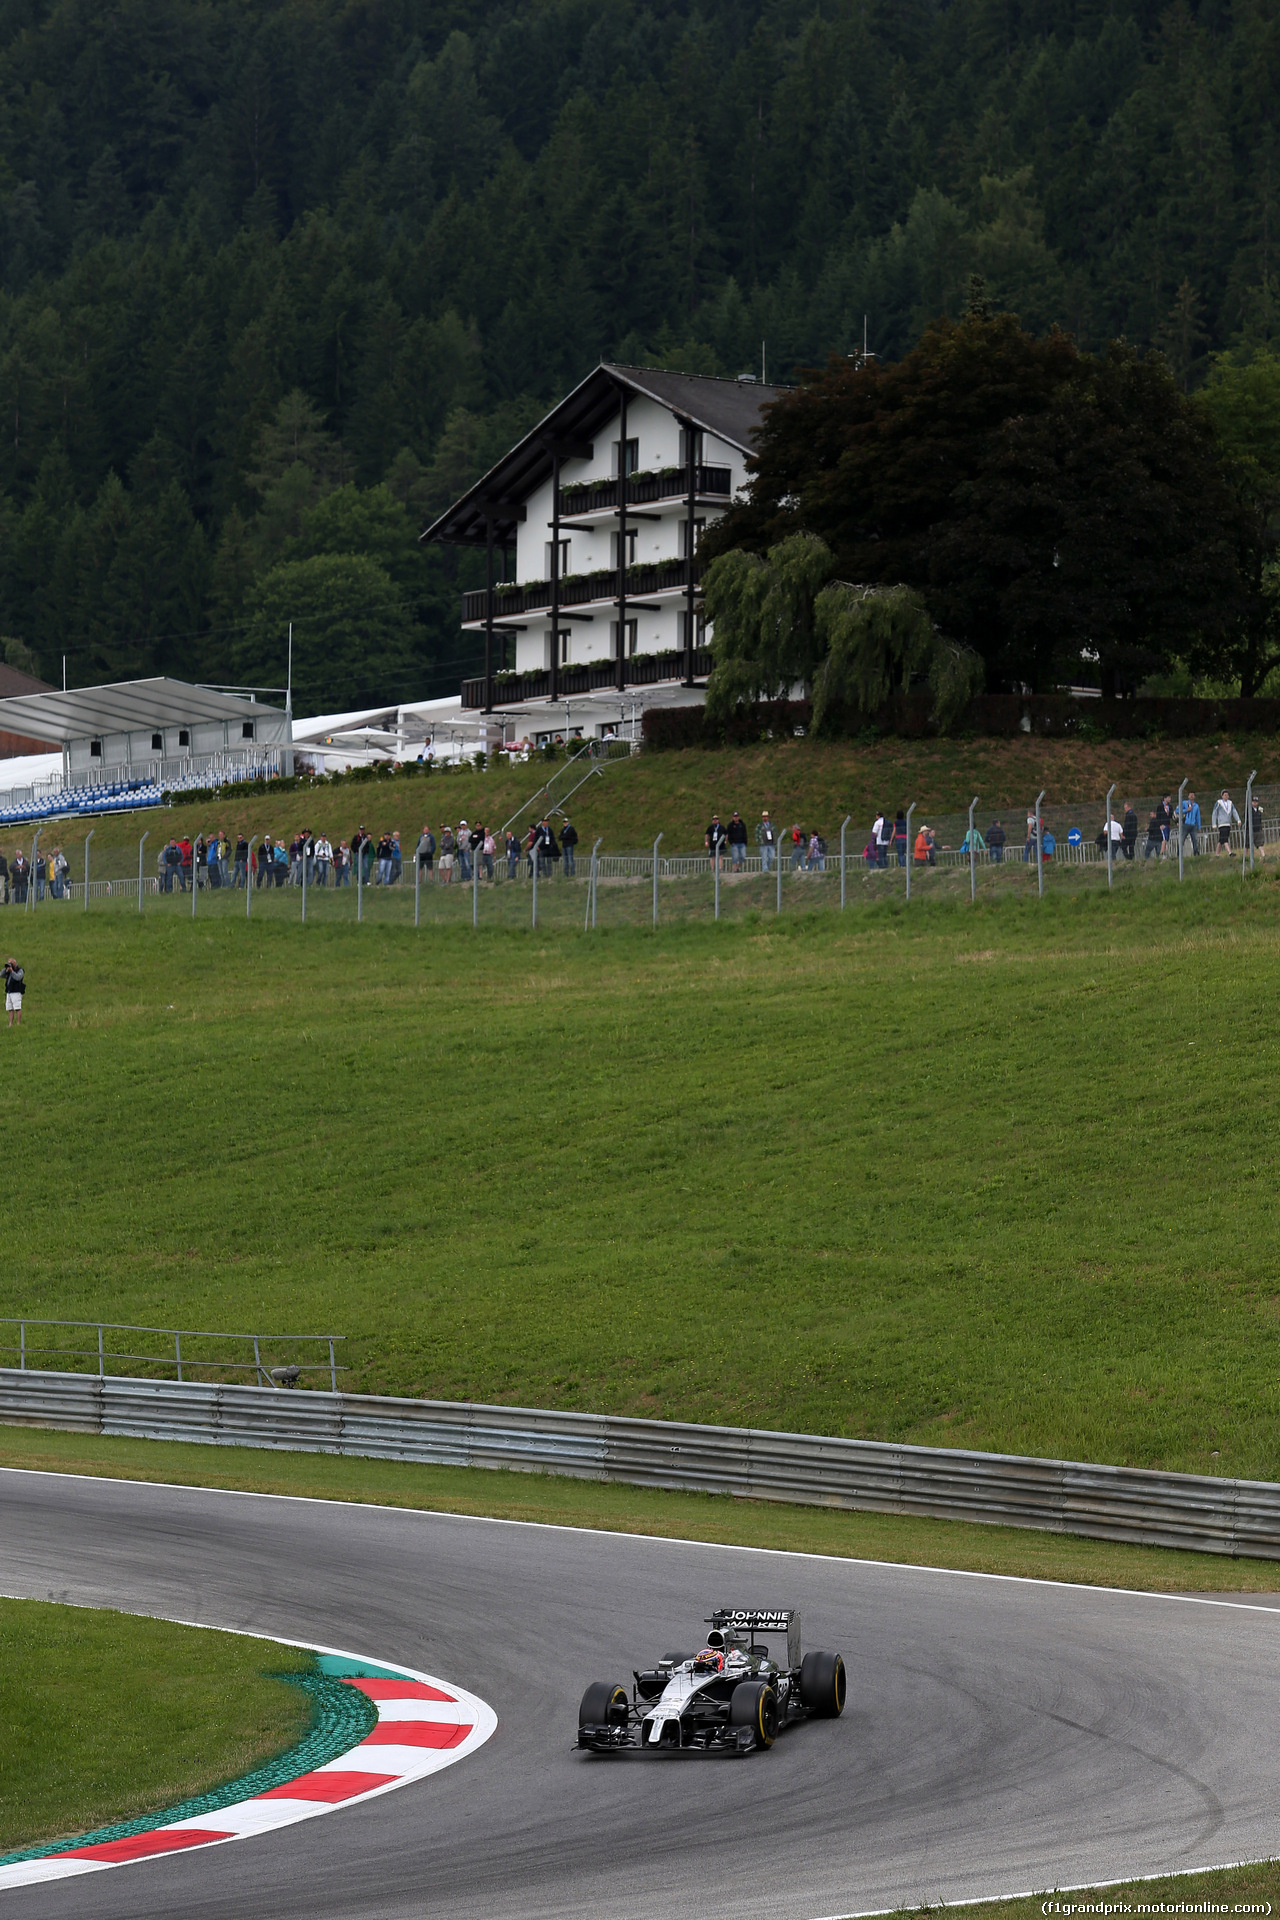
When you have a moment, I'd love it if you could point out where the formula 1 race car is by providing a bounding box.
[577,1607,845,1756]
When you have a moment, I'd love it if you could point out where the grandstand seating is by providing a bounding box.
[0,762,275,828]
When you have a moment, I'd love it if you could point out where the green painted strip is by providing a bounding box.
[0,1669,377,1867]
[314,1653,408,1680]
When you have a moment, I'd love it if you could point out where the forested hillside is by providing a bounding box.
[0,0,1274,710]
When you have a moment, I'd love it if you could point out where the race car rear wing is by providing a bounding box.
[707,1608,801,1670]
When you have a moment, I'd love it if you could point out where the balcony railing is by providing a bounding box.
[555,464,731,517]
[461,649,715,710]
[463,555,704,626]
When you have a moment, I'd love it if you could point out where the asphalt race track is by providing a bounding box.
[3,1469,1280,1920]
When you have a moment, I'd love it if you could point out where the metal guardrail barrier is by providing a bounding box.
[0,1367,1276,1560]
[0,1320,346,1392]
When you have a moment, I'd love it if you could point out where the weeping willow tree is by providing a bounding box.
[703,534,983,736]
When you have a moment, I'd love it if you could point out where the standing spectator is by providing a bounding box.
[439,824,455,883]
[727,810,748,870]
[207,837,221,887]
[705,814,728,868]
[481,825,495,881]
[1122,802,1138,861]
[870,810,886,868]
[256,836,271,887]
[350,825,369,881]
[1143,810,1162,859]
[34,849,45,901]
[1211,790,1239,855]
[163,840,179,891]
[391,832,403,883]
[272,840,287,886]
[987,820,1007,863]
[195,834,207,888]
[808,828,827,871]
[335,841,351,886]
[560,817,578,876]
[179,836,192,890]
[234,834,249,887]
[1179,790,1202,856]
[790,822,806,869]
[51,847,69,899]
[416,825,435,878]
[1156,794,1173,857]
[913,824,931,866]
[361,832,375,885]
[0,848,9,905]
[1251,795,1267,860]
[756,810,778,871]
[892,810,907,867]
[457,820,473,882]
[960,821,986,856]
[505,829,520,879]
[314,834,332,885]
[10,850,28,904]
[875,809,894,868]
[376,832,393,884]
[218,830,230,888]
[1023,811,1038,863]
[544,818,561,876]
[4,955,24,1026]
[302,828,316,885]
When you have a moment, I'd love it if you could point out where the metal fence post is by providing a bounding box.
[840,815,851,909]
[246,836,257,917]
[1106,781,1116,888]
[83,828,94,910]
[1177,777,1187,883]
[473,840,479,929]
[138,831,149,914]
[652,832,663,928]
[301,840,308,923]
[191,837,197,919]
[968,796,978,902]
[776,838,782,915]
[714,839,720,920]
[415,851,421,928]
[590,836,603,929]
[904,803,916,900]
[357,842,363,923]
[1035,789,1045,898]
[532,841,538,928]
[27,829,40,913]
[1244,769,1257,876]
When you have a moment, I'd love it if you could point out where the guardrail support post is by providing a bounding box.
[19,1319,24,1369]
[840,814,851,909]
[968,796,978,902]
[904,803,916,900]
[1177,777,1188,883]
[138,831,148,914]
[1106,781,1116,888]
[83,828,94,910]
[1035,789,1046,898]
[652,832,663,928]
[98,1323,104,1378]
[329,1338,337,1393]
[1244,769,1257,877]
[175,1331,182,1381]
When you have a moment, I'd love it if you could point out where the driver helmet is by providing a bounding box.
[693,1647,725,1674]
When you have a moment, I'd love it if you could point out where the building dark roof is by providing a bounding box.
[422,363,780,549]
[0,663,54,700]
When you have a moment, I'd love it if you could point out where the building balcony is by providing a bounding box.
[462,555,705,627]
[554,464,731,519]
[461,649,715,710]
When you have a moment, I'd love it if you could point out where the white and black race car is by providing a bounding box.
[577,1607,845,1755]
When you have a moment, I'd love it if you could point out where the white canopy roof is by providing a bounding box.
[0,677,284,745]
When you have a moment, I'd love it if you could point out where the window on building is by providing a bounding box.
[611,619,639,656]
[611,528,638,568]
[612,437,639,477]
[544,537,570,578]
[678,429,704,466]
[679,610,708,650]
[554,628,572,665]
[151,733,163,750]
[178,729,190,747]
[678,518,706,558]
[242,721,255,740]
[89,739,102,758]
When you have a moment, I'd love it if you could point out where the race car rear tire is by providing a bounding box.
[729,1680,777,1748]
[579,1681,629,1731]
[800,1650,846,1717]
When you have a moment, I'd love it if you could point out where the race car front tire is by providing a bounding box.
[579,1680,629,1731]
[729,1680,778,1749]
[800,1650,846,1717]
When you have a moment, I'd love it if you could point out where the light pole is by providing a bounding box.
[1106,782,1116,888]
[83,828,94,911]
[968,796,978,903]
[652,832,663,928]
[138,831,148,914]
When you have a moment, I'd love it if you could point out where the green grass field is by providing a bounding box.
[2,859,1280,1481]
[0,1600,311,1850]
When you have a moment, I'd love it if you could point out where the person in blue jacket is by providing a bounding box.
[1179,790,1201,856]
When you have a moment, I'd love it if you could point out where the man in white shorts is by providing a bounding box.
[4,956,25,1027]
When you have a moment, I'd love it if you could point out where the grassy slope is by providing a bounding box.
[27,731,1280,876]
[0,1600,311,1851]
[4,873,1280,1477]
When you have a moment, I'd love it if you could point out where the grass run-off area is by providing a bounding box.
[0,1597,311,1851]
[5,860,1280,1482]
